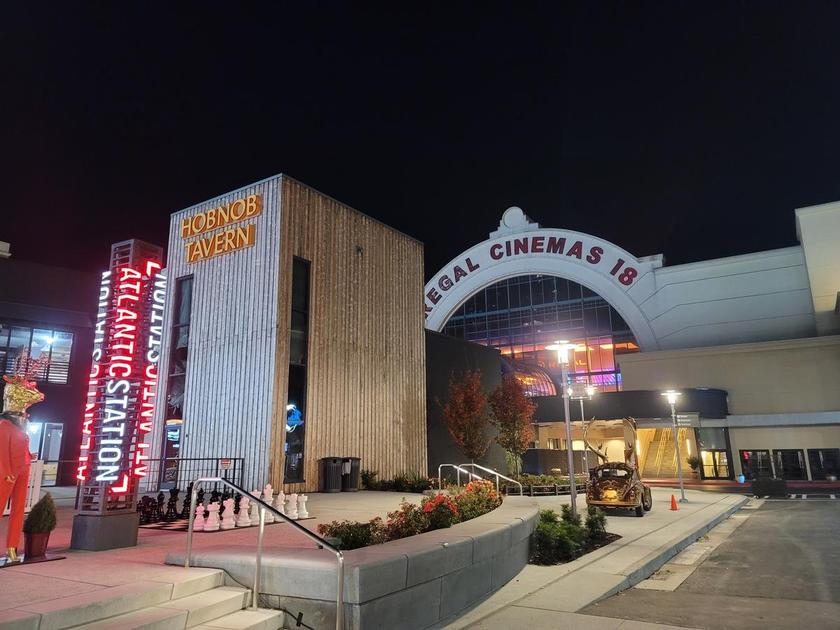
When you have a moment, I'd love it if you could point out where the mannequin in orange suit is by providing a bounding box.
[0,410,30,562]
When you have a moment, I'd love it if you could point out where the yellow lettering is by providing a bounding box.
[217,204,229,227]
[191,212,206,236]
[180,216,192,238]
[230,199,246,220]
[205,208,217,231]
[245,194,262,218]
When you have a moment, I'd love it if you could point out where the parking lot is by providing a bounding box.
[583,499,840,630]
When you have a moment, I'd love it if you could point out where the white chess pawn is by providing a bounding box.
[297,494,309,519]
[286,493,299,519]
[204,502,220,532]
[275,491,286,516]
[193,503,205,531]
[262,485,275,523]
[220,498,236,530]
[237,497,252,527]
[249,493,260,526]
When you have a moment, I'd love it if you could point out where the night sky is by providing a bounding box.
[3,2,840,279]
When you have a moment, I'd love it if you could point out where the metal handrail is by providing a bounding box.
[459,463,524,496]
[184,477,344,630]
[437,463,483,489]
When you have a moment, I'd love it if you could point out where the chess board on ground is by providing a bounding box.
[139,516,315,533]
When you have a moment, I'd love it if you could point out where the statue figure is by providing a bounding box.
[1,354,46,562]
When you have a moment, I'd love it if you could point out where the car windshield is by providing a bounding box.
[596,468,630,479]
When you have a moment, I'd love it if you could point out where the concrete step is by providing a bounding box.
[19,581,175,630]
[159,587,251,628]
[71,606,189,630]
[191,609,283,630]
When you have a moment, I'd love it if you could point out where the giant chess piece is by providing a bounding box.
[249,491,261,526]
[193,503,206,531]
[156,492,166,522]
[262,485,275,523]
[220,498,236,530]
[275,491,286,517]
[286,493,299,519]
[181,483,194,520]
[236,496,252,527]
[204,502,220,532]
[165,488,180,521]
[298,494,309,519]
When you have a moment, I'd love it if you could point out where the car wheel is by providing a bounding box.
[643,489,652,511]
[635,504,644,517]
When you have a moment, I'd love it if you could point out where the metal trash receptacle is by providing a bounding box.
[319,457,343,493]
[341,457,361,492]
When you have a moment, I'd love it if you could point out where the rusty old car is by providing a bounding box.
[585,462,652,516]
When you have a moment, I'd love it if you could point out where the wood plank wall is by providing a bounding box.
[272,177,427,492]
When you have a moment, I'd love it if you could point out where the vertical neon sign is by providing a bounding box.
[76,256,166,497]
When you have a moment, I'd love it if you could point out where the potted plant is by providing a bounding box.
[686,456,701,479]
[23,493,57,559]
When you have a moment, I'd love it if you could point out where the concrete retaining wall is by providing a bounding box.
[167,497,539,629]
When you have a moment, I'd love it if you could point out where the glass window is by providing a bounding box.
[739,449,773,480]
[773,449,808,480]
[807,448,840,480]
[285,258,310,483]
[0,325,74,384]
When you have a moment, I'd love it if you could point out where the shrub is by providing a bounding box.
[408,472,433,493]
[538,508,559,525]
[23,493,57,534]
[392,473,411,493]
[585,505,607,542]
[360,469,379,490]
[421,493,460,530]
[317,518,384,550]
[531,517,580,565]
[560,505,586,546]
[686,455,701,472]
[455,480,502,521]
[382,500,428,540]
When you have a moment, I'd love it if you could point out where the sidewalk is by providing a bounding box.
[442,488,746,629]
[0,491,422,612]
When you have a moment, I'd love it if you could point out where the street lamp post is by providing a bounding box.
[568,383,596,479]
[661,390,687,503]
[547,340,577,517]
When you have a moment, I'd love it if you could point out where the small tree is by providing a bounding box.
[442,370,491,462]
[488,374,535,476]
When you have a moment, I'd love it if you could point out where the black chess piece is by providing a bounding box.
[209,489,221,505]
[181,483,194,519]
[196,487,206,508]
[156,491,165,522]
[139,496,156,524]
[165,488,180,521]
[234,493,241,515]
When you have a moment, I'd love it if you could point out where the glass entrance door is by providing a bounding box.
[700,450,730,479]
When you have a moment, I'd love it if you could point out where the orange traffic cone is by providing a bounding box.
[670,494,679,511]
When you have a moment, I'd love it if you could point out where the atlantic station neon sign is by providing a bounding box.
[77,260,166,494]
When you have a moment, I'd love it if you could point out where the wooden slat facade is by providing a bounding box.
[273,177,427,492]
[151,175,427,493]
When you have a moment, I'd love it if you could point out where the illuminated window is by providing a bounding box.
[442,274,639,392]
[0,324,75,385]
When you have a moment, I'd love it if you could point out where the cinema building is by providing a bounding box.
[149,175,427,493]
[425,203,840,482]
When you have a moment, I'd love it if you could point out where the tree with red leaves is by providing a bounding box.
[489,374,535,476]
[442,370,491,462]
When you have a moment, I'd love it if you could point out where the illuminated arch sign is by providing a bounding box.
[77,257,166,497]
[423,207,663,350]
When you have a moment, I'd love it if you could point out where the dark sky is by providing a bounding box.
[3,2,840,279]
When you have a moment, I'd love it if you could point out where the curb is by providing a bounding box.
[595,495,749,604]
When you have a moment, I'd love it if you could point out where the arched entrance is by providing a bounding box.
[424,207,662,353]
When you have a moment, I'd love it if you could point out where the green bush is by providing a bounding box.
[317,518,384,550]
[686,455,701,472]
[360,469,379,490]
[392,473,411,493]
[23,493,57,534]
[408,472,433,493]
[530,512,581,565]
[585,506,608,542]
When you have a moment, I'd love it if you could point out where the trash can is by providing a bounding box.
[319,457,343,493]
[341,457,361,492]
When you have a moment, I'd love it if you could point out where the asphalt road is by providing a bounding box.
[582,500,840,630]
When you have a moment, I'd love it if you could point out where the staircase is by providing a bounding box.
[10,568,283,630]
[642,428,686,478]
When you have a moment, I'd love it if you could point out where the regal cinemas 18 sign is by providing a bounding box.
[181,194,262,263]
[76,260,166,494]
